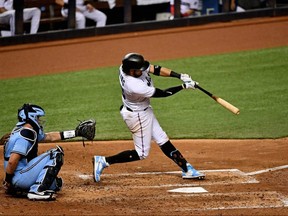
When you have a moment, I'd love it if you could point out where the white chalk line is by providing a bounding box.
[79,168,241,179]
[76,167,288,210]
[79,164,288,179]
[78,168,259,185]
[246,164,288,176]
[171,191,288,209]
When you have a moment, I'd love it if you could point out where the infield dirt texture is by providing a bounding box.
[0,17,288,215]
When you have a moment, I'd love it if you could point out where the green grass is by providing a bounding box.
[1,46,287,140]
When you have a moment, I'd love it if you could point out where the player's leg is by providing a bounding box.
[23,7,41,34]
[26,146,64,200]
[83,9,107,27]
[152,116,205,179]
[61,9,85,29]
[75,11,86,29]
[93,108,153,182]
[0,10,15,36]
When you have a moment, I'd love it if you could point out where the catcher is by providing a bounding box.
[1,103,95,201]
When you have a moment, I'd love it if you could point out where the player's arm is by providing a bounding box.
[152,86,184,98]
[149,64,173,77]
[44,132,62,142]
[55,0,69,9]
[44,131,76,142]
[5,153,21,175]
[149,64,191,81]
[3,153,21,193]
[0,7,7,13]
[152,81,197,98]
[43,120,96,142]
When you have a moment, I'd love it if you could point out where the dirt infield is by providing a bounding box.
[1,16,288,215]
[1,139,288,215]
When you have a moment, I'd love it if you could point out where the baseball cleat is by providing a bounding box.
[93,156,108,182]
[27,191,56,201]
[182,163,205,180]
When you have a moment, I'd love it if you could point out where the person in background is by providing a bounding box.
[0,0,14,36]
[170,0,200,19]
[56,0,107,29]
[219,0,245,13]
[0,0,40,36]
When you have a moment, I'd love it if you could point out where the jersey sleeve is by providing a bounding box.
[129,79,155,98]
[11,138,32,156]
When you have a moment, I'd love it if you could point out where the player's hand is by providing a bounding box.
[86,4,94,12]
[183,80,199,90]
[3,180,15,194]
[180,74,192,82]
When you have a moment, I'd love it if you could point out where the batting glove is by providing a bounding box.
[183,80,199,90]
[180,74,192,82]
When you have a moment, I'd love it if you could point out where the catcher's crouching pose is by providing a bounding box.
[93,53,205,182]
[2,103,96,201]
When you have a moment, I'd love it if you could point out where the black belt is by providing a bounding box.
[120,105,148,112]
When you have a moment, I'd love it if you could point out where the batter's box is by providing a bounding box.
[79,169,258,188]
[170,191,288,210]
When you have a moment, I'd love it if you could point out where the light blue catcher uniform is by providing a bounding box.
[3,104,64,200]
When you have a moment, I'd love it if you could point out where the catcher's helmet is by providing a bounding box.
[122,53,150,74]
[17,103,45,131]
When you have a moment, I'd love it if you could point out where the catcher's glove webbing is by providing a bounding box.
[75,119,96,141]
[0,133,11,146]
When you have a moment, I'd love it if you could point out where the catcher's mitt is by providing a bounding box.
[0,133,11,146]
[75,119,96,141]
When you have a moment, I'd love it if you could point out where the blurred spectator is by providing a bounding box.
[56,0,107,29]
[238,0,269,10]
[219,0,245,12]
[170,0,200,19]
[0,0,14,36]
[0,0,40,36]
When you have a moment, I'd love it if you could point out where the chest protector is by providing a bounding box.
[19,128,38,162]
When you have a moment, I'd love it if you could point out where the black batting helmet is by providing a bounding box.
[122,53,150,74]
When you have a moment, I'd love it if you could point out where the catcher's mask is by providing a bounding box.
[17,103,45,132]
[122,53,150,74]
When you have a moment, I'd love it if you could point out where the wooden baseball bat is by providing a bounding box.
[195,85,240,115]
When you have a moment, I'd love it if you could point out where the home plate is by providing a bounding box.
[168,187,208,193]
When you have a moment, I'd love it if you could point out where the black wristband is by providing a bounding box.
[5,173,14,183]
[170,71,181,79]
[153,65,161,76]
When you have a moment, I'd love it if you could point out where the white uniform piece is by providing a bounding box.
[0,0,40,36]
[119,65,169,159]
[1,0,14,36]
[61,0,107,29]
[170,0,200,15]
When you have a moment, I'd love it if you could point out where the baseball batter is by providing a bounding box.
[93,53,205,182]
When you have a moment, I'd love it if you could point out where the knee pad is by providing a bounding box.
[38,166,61,192]
[49,145,64,168]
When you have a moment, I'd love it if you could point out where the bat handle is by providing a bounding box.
[195,84,213,97]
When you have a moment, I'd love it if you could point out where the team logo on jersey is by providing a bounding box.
[146,76,152,86]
